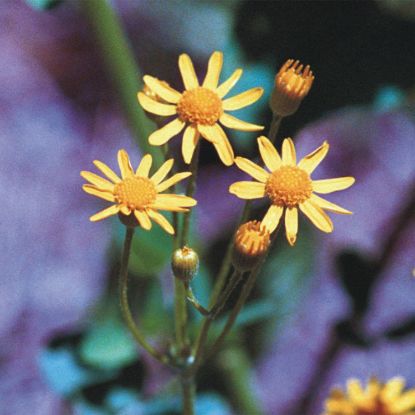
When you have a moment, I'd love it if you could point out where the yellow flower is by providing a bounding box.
[323,377,415,415]
[229,136,355,246]
[137,51,264,166]
[81,149,196,234]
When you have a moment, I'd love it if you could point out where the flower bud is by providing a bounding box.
[270,59,314,117]
[171,246,199,282]
[232,221,270,272]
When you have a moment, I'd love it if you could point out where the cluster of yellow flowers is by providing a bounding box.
[80,52,415,414]
[82,51,354,248]
[323,377,415,415]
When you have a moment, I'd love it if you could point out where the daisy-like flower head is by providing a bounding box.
[270,59,314,117]
[81,149,197,235]
[323,377,415,415]
[137,51,264,166]
[229,136,355,246]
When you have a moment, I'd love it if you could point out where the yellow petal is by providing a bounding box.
[148,118,186,146]
[156,172,192,192]
[80,171,114,191]
[234,157,269,183]
[155,194,197,207]
[148,203,189,212]
[297,141,329,174]
[310,194,352,215]
[137,92,177,116]
[222,87,264,111]
[282,137,296,166]
[134,210,152,230]
[93,160,121,183]
[90,204,119,222]
[119,205,131,215]
[178,53,199,90]
[312,177,355,194]
[229,181,265,199]
[219,113,264,131]
[216,68,243,98]
[202,51,223,89]
[201,123,234,166]
[142,75,181,103]
[198,124,220,143]
[299,200,333,233]
[135,154,153,177]
[151,158,174,184]
[285,207,298,246]
[82,184,115,202]
[117,149,134,179]
[347,379,366,404]
[381,377,405,403]
[261,204,284,234]
[182,125,200,164]
[147,209,175,235]
[258,135,282,171]
[390,390,415,412]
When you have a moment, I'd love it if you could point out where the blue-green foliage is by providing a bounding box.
[25,0,63,10]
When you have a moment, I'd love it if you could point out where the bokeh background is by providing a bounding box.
[1,0,415,414]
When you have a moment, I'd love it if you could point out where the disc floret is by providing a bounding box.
[176,87,223,126]
[114,177,157,210]
[265,165,312,208]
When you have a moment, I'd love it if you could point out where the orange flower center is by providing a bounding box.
[114,177,157,210]
[356,401,391,415]
[265,166,312,208]
[176,87,223,125]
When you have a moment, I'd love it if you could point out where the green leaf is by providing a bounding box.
[25,0,63,10]
[141,279,174,335]
[80,314,138,370]
[129,224,173,276]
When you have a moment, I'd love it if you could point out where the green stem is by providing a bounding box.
[185,284,210,317]
[210,269,244,319]
[119,227,170,365]
[81,0,163,167]
[206,267,259,361]
[174,278,189,358]
[180,143,200,247]
[180,374,196,415]
[268,114,283,143]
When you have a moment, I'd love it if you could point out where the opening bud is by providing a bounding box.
[171,246,199,282]
[270,59,314,117]
[232,221,271,272]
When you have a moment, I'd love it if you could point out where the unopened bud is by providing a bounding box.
[270,59,314,117]
[171,246,199,282]
[232,221,270,271]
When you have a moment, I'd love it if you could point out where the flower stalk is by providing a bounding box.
[119,227,170,365]
[180,143,200,247]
